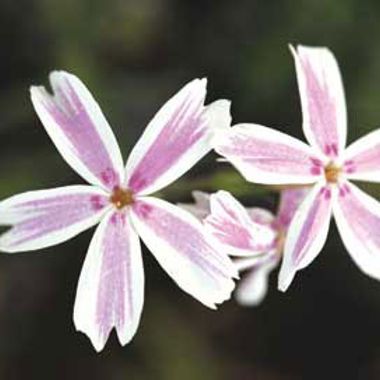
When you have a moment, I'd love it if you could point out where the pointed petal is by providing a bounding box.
[178,191,211,221]
[276,187,311,229]
[291,45,347,158]
[126,80,231,195]
[131,197,236,309]
[333,181,380,280]
[343,129,380,183]
[204,191,276,256]
[235,253,279,306]
[214,124,324,185]
[0,186,109,252]
[278,182,334,291]
[30,71,124,190]
[73,211,144,352]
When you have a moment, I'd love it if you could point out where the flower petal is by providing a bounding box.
[291,45,347,158]
[178,191,211,221]
[131,197,237,309]
[214,124,324,185]
[246,208,275,225]
[204,191,276,256]
[73,211,144,352]
[276,187,311,229]
[0,186,109,252]
[278,182,334,291]
[333,181,380,280]
[125,78,231,195]
[235,253,279,306]
[30,71,124,191]
[342,129,380,183]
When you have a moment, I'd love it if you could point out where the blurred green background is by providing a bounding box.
[1,0,380,379]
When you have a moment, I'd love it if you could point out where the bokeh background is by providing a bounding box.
[1,0,380,379]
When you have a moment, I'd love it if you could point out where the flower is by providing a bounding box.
[182,188,308,305]
[214,44,380,291]
[0,72,237,351]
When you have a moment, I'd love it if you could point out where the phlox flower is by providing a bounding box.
[182,188,308,305]
[215,44,380,291]
[0,72,237,351]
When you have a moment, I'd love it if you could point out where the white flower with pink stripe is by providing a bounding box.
[215,44,380,291]
[0,72,237,351]
[183,188,308,305]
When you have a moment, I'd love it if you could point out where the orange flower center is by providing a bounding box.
[324,163,341,183]
[110,187,134,209]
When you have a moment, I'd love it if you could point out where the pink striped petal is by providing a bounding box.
[73,211,144,352]
[235,253,279,306]
[247,208,275,225]
[204,191,276,256]
[214,124,324,185]
[291,45,347,158]
[343,129,380,183]
[333,181,380,280]
[276,187,311,229]
[131,197,237,309]
[0,186,109,252]
[30,71,124,191]
[278,182,334,291]
[125,78,231,195]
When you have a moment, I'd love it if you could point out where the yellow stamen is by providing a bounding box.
[110,187,134,209]
[324,163,341,183]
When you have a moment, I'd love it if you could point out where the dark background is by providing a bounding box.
[0,0,380,379]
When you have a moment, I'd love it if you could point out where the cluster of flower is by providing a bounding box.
[0,44,379,352]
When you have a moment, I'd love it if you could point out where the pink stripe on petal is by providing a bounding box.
[333,181,380,280]
[247,208,275,226]
[278,182,333,291]
[276,187,310,229]
[131,197,236,309]
[0,186,109,252]
[214,124,324,185]
[30,71,124,190]
[126,79,215,195]
[204,191,276,256]
[74,211,144,352]
[343,129,380,183]
[291,45,347,158]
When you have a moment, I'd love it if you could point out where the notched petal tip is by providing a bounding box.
[74,324,107,353]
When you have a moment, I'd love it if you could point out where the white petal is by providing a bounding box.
[73,211,144,352]
[131,196,237,309]
[125,80,232,195]
[291,45,347,158]
[343,129,380,183]
[0,186,109,253]
[178,190,211,221]
[204,190,276,256]
[30,71,124,190]
[214,123,325,185]
[276,187,311,229]
[333,181,380,280]
[278,182,334,291]
[235,253,279,306]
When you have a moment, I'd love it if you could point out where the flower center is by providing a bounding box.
[324,162,341,183]
[110,187,134,209]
